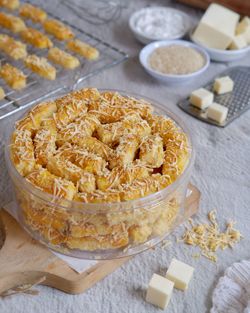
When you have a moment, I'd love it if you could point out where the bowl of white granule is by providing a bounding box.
[129,7,192,45]
[139,40,210,84]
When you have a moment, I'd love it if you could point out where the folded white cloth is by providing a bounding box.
[211,260,250,313]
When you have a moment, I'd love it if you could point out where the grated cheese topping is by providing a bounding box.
[180,210,242,262]
[11,88,190,203]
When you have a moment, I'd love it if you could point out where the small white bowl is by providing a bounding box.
[139,40,210,84]
[190,30,250,62]
[129,7,193,45]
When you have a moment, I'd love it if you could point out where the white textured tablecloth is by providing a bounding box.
[0,1,250,312]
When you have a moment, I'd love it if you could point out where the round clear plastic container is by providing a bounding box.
[5,90,195,260]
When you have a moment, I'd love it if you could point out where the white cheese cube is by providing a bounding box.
[190,88,214,110]
[236,17,250,44]
[213,76,234,94]
[192,3,239,50]
[166,258,194,291]
[242,28,250,44]
[229,34,247,50]
[207,102,228,124]
[146,274,174,309]
[236,17,250,34]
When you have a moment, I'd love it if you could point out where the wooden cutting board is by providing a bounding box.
[0,184,200,295]
[177,0,250,15]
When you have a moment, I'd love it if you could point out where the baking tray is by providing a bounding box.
[0,1,129,120]
[178,66,250,127]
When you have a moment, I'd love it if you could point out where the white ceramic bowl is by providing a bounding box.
[190,30,250,62]
[139,40,210,84]
[129,7,192,45]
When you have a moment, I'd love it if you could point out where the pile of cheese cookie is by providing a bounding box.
[10,88,191,251]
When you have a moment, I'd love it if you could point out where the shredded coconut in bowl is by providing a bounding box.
[148,45,206,75]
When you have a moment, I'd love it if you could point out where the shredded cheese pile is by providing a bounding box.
[180,210,242,262]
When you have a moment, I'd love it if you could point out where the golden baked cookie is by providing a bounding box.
[24,54,56,80]
[19,3,47,24]
[43,18,74,40]
[48,47,80,69]
[0,0,19,10]
[67,39,99,60]
[0,63,26,89]
[0,12,26,33]
[10,88,190,252]
[0,34,27,60]
[0,87,5,100]
[20,27,53,49]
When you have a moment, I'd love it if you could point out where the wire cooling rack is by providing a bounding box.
[0,1,129,120]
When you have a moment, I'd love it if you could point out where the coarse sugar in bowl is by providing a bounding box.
[5,88,195,259]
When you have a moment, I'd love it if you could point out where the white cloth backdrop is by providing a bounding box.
[0,1,250,312]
